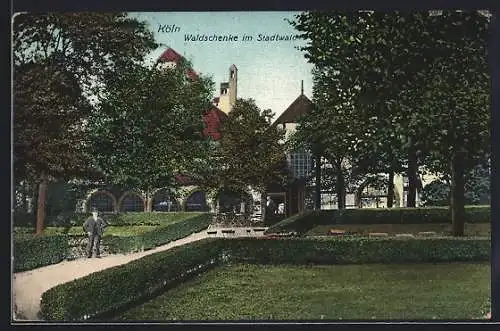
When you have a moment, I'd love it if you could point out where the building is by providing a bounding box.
[80,48,243,214]
[79,48,440,217]
[267,81,440,215]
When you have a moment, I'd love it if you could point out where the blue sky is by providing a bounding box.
[130,12,314,120]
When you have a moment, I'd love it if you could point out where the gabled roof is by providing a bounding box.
[157,47,200,81]
[274,94,314,125]
[158,48,183,63]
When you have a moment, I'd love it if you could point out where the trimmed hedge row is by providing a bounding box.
[13,235,69,272]
[224,237,491,265]
[14,213,213,272]
[40,239,225,321]
[266,206,491,234]
[39,236,490,321]
[14,212,205,227]
[103,213,214,253]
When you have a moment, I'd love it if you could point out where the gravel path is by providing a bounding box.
[12,227,267,321]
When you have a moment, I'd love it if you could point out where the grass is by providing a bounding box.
[115,262,490,321]
[13,225,159,239]
[13,212,207,240]
[305,223,490,237]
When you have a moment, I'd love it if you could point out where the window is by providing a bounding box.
[186,191,208,211]
[88,192,115,212]
[287,150,313,179]
[120,194,144,212]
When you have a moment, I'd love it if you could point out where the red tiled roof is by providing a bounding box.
[158,48,183,63]
[203,106,228,140]
[186,69,199,81]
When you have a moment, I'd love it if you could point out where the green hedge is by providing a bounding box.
[224,237,491,265]
[266,206,491,234]
[40,239,224,321]
[14,235,69,272]
[39,236,490,321]
[103,213,213,253]
[14,213,213,272]
[14,212,205,227]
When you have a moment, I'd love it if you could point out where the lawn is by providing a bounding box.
[115,262,490,321]
[13,212,206,240]
[13,225,158,239]
[305,223,490,237]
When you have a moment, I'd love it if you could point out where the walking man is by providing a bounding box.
[83,209,108,258]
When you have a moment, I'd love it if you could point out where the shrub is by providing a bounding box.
[266,206,491,234]
[14,235,69,272]
[224,237,491,265]
[39,236,490,321]
[14,213,213,272]
[40,239,225,321]
[13,211,35,227]
[44,212,203,227]
[103,213,213,253]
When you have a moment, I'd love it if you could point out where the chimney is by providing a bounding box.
[301,80,304,95]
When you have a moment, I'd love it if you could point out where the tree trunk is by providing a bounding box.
[36,172,48,236]
[407,144,418,207]
[450,151,466,237]
[336,168,346,209]
[314,154,321,210]
[260,191,267,222]
[387,170,395,208]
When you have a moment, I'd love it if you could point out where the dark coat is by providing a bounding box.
[83,217,108,236]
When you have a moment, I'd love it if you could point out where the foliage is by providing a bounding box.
[421,163,491,206]
[265,205,491,234]
[14,235,69,272]
[87,60,215,192]
[13,213,211,272]
[13,12,158,232]
[103,213,214,253]
[14,211,204,228]
[207,99,287,194]
[421,180,451,206]
[39,239,224,321]
[117,263,490,320]
[39,236,489,320]
[289,11,491,233]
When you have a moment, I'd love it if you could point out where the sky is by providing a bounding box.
[129,12,314,120]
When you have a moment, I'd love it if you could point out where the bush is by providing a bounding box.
[264,214,287,226]
[40,239,225,321]
[266,206,491,234]
[13,211,35,227]
[11,211,206,228]
[225,237,491,265]
[14,235,69,272]
[102,213,213,254]
[39,236,490,321]
[14,213,213,272]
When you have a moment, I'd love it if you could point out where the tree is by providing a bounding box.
[289,10,490,235]
[87,60,215,201]
[210,99,287,220]
[13,13,157,234]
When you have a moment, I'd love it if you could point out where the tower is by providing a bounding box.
[217,64,238,114]
[228,64,237,111]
